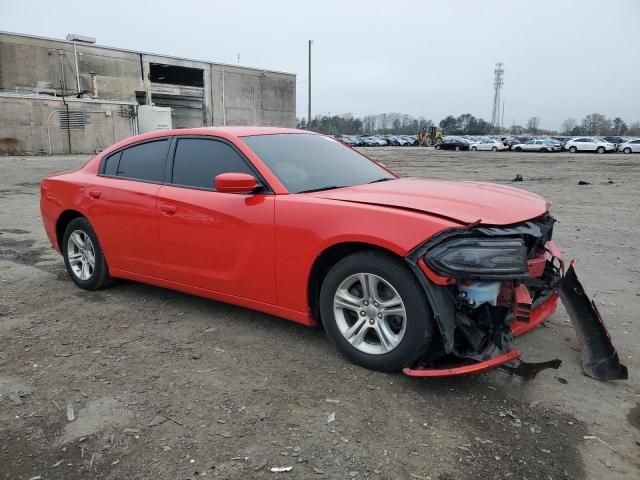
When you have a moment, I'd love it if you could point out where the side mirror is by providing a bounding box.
[214,172,258,194]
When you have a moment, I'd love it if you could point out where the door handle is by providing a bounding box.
[88,190,101,199]
[160,204,177,215]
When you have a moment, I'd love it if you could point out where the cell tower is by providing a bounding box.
[491,62,504,129]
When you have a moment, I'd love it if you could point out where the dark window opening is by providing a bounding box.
[116,140,169,183]
[149,63,204,87]
[172,138,255,190]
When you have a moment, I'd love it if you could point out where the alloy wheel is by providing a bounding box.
[67,230,96,281]
[333,273,407,355]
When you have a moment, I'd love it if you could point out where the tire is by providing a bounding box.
[623,147,631,154]
[435,144,441,150]
[597,146,605,154]
[515,147,522,152]
[319,251,435,372]
[62,217,112,290]
[569,146,577,153]
[491,146,498,152]
[455,146,460,151]
[471,146,477,151]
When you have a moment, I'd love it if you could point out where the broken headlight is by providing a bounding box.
[424,237,528,279]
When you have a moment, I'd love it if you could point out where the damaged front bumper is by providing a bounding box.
[404,215,628,381]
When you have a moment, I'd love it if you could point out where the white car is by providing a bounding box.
[618,138,640,154]
[564,137,616,153]
[511,139,556,152]
[469,140,507,152]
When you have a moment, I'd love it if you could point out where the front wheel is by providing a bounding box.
[569,146,577,153]
[597,146,605,154]
[491,146,498,152]
[434,144,441,150]
[623,147,632,154]
[63,217,112,290]
[471,146,477,151]
[319,251,435,372]
[515,147,522,152]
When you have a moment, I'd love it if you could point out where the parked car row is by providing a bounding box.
[335,134,640,153]
[336,135,419,147]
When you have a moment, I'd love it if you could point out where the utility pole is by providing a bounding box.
[501,99,505,130]
[308,40,313,130]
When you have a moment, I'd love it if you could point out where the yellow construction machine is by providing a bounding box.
[418,126,444,146]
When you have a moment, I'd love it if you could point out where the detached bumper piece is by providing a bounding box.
[559,264,628,380]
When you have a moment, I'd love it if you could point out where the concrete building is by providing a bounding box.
[0,31,296,155]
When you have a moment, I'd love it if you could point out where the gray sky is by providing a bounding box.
[2,0,639,130]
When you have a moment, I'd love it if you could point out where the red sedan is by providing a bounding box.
[40,127,626,380]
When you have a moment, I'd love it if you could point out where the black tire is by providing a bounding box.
[434,144,441,150]
[623,147,631,154]
[515,147,522,152]
[455,146,460,151]
[471,146,477,151]
[319,251,435,372]
[569,146,577,153]
[62,217,112,290]
[491,146,498,152]
[597,146,605,154]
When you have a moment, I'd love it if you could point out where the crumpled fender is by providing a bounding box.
[559,264,628,380]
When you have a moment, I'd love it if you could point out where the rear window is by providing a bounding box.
[116,140,169,182]
[102,151,121,176]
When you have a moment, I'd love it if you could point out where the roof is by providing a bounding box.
[0,30,296,77]
[184,126,311,137]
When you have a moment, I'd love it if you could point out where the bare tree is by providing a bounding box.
[526,117,540,134]
[561,118,577,135]
[612,117,628,135]
[581,113,609,135]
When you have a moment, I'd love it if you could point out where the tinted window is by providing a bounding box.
[117,140,169,182]
[103,151,121,176]
[632,140,640,144]
[172,138,254,189]
[243,134,394,193]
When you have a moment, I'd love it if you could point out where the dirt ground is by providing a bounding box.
[0,148,638,480]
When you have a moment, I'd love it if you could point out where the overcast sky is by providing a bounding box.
[2,0,639,130]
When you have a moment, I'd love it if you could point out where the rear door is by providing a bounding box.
[156,136,276,303]
[86,138,170,277]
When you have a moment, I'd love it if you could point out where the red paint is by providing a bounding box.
[402,351,521,377]
[511,292,559,336]
[527,253,546,278]
[215,172,258,194]
[513,283,533,323]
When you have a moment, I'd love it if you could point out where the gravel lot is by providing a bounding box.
[1,148,638,480]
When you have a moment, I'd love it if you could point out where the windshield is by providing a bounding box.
[242,133,394,193]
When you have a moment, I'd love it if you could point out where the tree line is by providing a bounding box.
[297,112,640,136]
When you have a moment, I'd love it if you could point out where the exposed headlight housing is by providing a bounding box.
[424,237,528,280]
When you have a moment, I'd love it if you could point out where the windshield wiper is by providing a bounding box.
[367,177,395,184]
[297,185,347,194]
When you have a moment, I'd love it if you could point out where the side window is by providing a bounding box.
[102,151,121,176]
[116,140,169,182]
[172,138,254,190]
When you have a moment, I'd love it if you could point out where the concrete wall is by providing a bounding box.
[0,95,136,155]
[0,32,296,154]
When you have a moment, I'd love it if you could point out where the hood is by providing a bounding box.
[312,178,549,225]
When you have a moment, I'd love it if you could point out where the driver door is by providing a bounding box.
[156,136,276,304]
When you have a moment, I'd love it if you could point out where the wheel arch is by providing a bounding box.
[307,242,404,326]
[55,209,86,251]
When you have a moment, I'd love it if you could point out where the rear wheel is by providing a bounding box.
[491,146,498,152]
[62,217,112,290]
[319,251,435,372]
[515,147,522,152]
[435,144,441,150]
[569,146,577,153]
[597,146,605,154]
[471,146,477,151]
[455,146,460,151]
